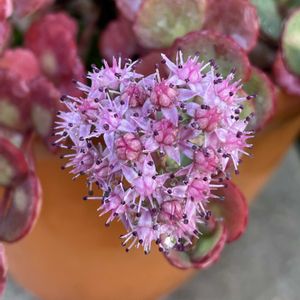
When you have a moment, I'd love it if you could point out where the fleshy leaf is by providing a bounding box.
[244,67,276,130]
[192,224,227,269]
[29,77,60,145]
[0,126,24,149]
[204,0,259,52]
[251,0,282,40]
[0,48,41,81]
[0,172,42,242]
[99,18,140,60]
[133,0,206,48]
[282,9,300,76]
[0,137,29,187]
[116,0,143,21]
[25,12,85,96]
[209,180,248,243]
[171,30,251,81]
[0,69,32,131]
[273,52,300,96]
[164,248,193,270]
[190,221,226,265]
[0,244,7,297]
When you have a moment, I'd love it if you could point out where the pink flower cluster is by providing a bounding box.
[55,52,253,254]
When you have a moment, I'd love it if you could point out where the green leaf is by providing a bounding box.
[282,9,300,76]
[133,0,206,48]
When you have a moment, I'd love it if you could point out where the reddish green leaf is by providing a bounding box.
[273,52,300,96]
[209,180,248,243]
[171,30,251,81]
[0,137,29,187]
[165,248,193,270]
[204,0,259,51]
[0,172,42,242]
[133,0,206,48]
[29,77,59,146]
[192,224,227,269]
[282,8,300,76]
[190,221,227,267]
[244,67,276,130]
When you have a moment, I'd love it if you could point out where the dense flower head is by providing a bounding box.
[55,52,254,254]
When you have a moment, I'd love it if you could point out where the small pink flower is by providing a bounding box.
[56,51,254,257]
[115,133,142,161]
[151,81,177,108]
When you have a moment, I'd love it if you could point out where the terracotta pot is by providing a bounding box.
[4,92,300,300]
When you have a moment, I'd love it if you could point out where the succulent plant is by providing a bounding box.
[0,0,299,296]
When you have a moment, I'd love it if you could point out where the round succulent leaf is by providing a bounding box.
[282,9,300,76]
[0,244,7,297]
[29,77,60,145]
[116,0,143,21]
[0,126,24,148]
[190,221,226,263]
[0,172,42,242]
[133,0,206,48]
[0,48,41,81]
[192,224,227,269]
[0,137,29,187]
[172,31,251,81]
[164,248,193,269]
[209,180,248,243]
[204,0,259,52]
[273,52,300,96]
[251,0,282,40]
[244,67,276,130]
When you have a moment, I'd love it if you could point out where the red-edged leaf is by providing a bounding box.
[116,0,143,21]
[164,248,193,270]
[99,17,140,60]
[171,30,251,81]
[133,0,206,48]
[25,12,85,96]
[0,48,41,81]
[0,243,7,297]
[273,53,300,96]
[0,137,29,187]
[282,8,300,77]
[204,0,259,52]
[244,67,276,130]
[0,172,42,242]
[0,69,31,131]
[192,223,227,269]
[209,180,248,243]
